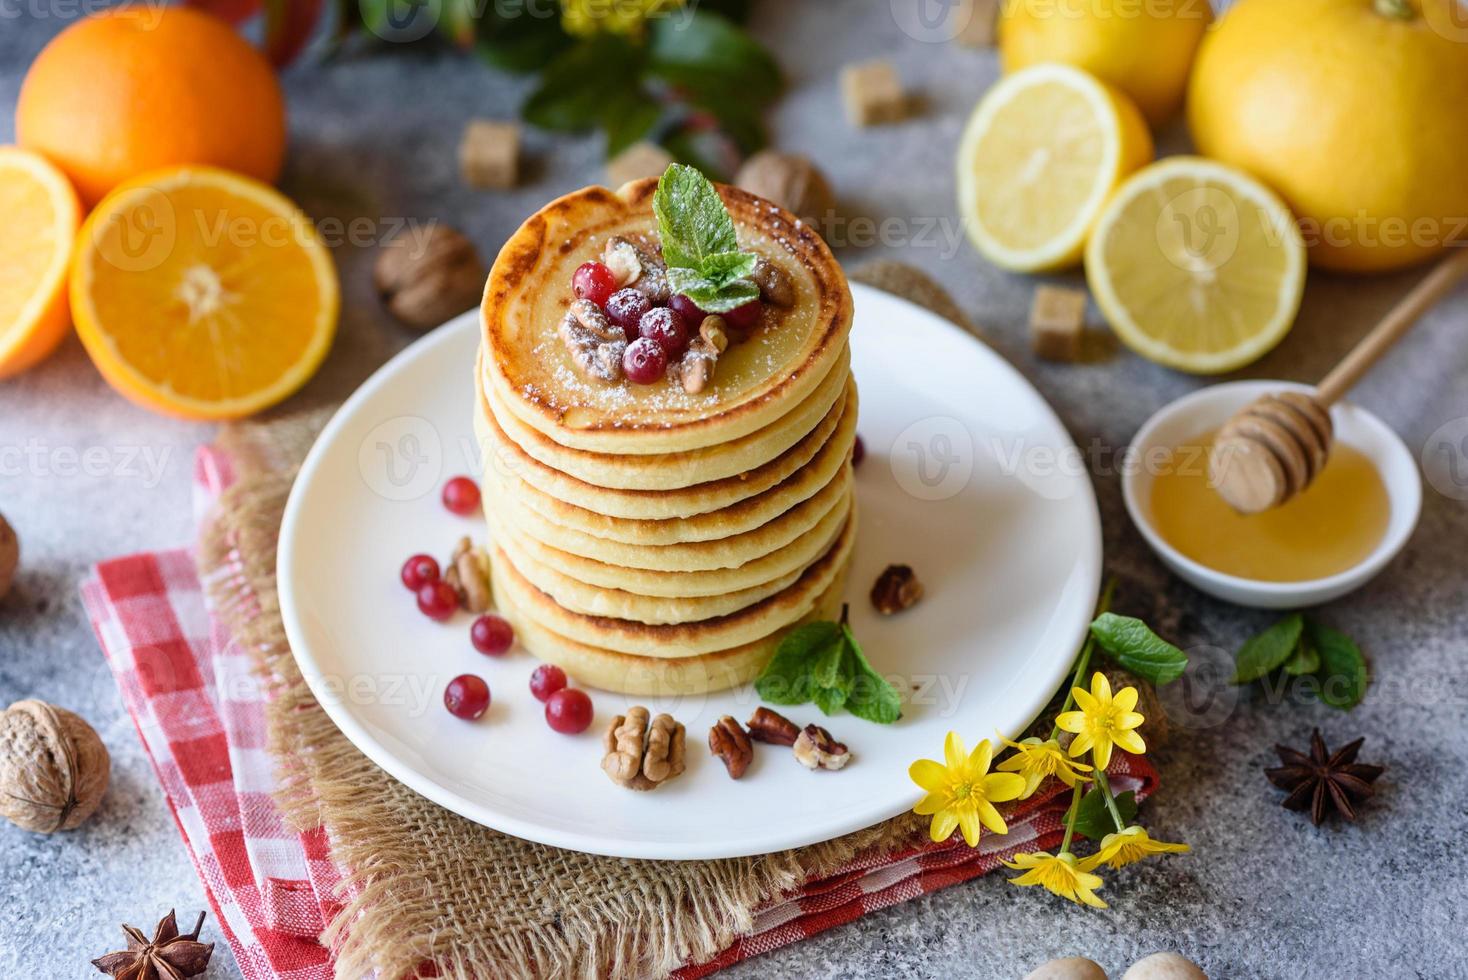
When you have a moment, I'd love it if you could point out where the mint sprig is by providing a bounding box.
[653,163,761,313]
[755,607,902,724]
[1232,613,1368,710]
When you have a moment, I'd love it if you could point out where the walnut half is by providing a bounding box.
[871,564,923,615]
[602,707,686,791]
[793,724,850,771]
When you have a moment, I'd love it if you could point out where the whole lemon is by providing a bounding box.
[17,6,286,207]
[998,0,1212,125]
[1189,0,1468,273]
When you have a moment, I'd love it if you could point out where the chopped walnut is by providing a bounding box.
[443,537,491,612]
[708,716,753,779]
[570,298,623,342]
[560,310,625,382]
[602,236,643,287]
[604,235,670,303]
[750,257,795,307]
[871,564,923,615]
[679,316,731,394]
[793,724,850,771]
[745,707,801,747]
[602,707,686,791]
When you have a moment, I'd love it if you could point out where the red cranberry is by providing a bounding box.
[637,307,688,358]
[622,337,668,384]
[544,688,593,734]
[529,664,567,702]
[573,261,617,307]
[852,434,865,468]
[441,476,481,516]
[668,293,704,324]
[400,554,439,591]
[417,580,459,621]
[606,288,651,341]
[723,298,762,330]
[470,614,514,656]
[444,674,490,720]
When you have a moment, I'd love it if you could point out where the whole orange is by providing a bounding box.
[17,6,286,207]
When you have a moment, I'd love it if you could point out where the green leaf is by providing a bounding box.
[1089,613,1188,686]
[475,9,573,72]
[752,618,901,724]
[1281,640,1320,676]
[841,624,903,725]
[812,684,848,716]
[653,163,739,270]
[1068,788,1138,841]
[602,91,663,159]
[523,37,643,132]
[699,250,758,285]
[1233,613,1304,684]
[669,272,759,313]
[811,633,849,691]
[1308,621,1368,710]
[647,12,782,109]
[754,621,839,705]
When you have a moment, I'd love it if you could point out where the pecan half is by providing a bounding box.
[793,724,850,771]
[708,716,753,779]
[679,316,731,394]
[750,257,794,307]
[871,564,923,615]
[746,707,801,747]
[602,707,686,791]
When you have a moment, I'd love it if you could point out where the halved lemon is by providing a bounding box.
[0,146,81,378]
[957,63,1152,273]
[71,166,338,419]
[1085,156,1306,374]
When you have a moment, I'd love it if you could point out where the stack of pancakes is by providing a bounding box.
[473,178,857,695]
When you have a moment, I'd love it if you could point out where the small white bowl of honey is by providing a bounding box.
[1123,380,1422,609]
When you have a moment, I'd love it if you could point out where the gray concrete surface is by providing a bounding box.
[2,2,1466,977]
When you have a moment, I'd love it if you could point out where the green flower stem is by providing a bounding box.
[1049,578,1119,741]
[1059,782,1084,855]
[1094,770,1128,833]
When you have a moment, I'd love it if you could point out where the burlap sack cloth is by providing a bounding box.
[199,262,1158,979]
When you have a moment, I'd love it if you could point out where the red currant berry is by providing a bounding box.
[470,614,514,656]
[528,664,567,702]
[544,688,593,734]
[668,293,704,324]
[723,298,763,330]
[442,476,481,516]
[622,337,668,384]
[400,554,440,591]
[443,674,490,720]
[572,261,617,307]
[606,288,651,341]
[852,434,865,468]
[637,307,688,358]
[417,580,459,621]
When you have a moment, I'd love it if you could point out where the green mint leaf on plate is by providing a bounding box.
[653,163,762,312]
[1068,787,1138,841]
[1308,621,1368,710]
[1281,639,1320,676]
[811,631,850,691]
[1090,613,1189,686]
[813,684,848,717]
[752,615,902,724]
[1233,612,1304,683]
[755,621,838,705]
[840,623,902,725]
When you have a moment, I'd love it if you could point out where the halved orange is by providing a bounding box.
[71,166,338,419]
[0,146,81,378]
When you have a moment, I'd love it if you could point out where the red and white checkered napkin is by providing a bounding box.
[81,446,1157,980]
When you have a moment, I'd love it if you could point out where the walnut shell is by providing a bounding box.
[0,513,16,600]
[0,700,110,833]
[734,151,836,229]
[374,224,487,332]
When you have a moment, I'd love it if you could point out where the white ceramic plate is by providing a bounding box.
[278,282,1102,860]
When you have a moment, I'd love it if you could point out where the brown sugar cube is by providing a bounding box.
[954,0,998,47]
[605,141,675,187]
[840,59,906,127]
[459,119,519,189]
[1030,285,1088,361]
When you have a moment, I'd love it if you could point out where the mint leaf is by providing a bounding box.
[752,617,901,724]
[811,632,849,691]
[841,624,902,725]
[1233,613,1304,684]
[671,273,760,313]
[813,684,847,716]
[1281,640,1320,676]
[1068,788,1138,841]
[653,163,738,270]
[699,250,758,285]
[1309,621,1368,710]
[1090,613,1188,686]
[755,622,839,705]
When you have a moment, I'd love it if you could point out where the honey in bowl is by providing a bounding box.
[1148,431,1390,582]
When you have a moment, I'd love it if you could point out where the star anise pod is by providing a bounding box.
[1265,729,1384,826]
[92,909,214,980]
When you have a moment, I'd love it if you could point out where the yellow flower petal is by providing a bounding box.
[929,809,959,843]
[1091,672,1112,700]
[1113,729,1147,756]
[1055,711,1086,734]
[984,771,1027,803]
[1118,711,1146,731]
[1072,687,1099,713]
[913,792,947,816]
[1113,686,1139,712]
[975,798,1009,836]
[968,738,994,775]
[944,731,967,772]
[909,758,950,793]
[958,807,983,847]
[1069,731,1095,758]
[1091,739,1113,771]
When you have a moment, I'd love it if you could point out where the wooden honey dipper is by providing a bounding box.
[1211,248,1468,514]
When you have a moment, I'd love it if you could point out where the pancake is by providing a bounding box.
[489,508,855,657]
[474,373,855,520]
[480,178,853,455]
[496,565,851,696]
[485,459,852,572]
[480,343,850,491]
[486,489,853,598]
[493,383,858,545]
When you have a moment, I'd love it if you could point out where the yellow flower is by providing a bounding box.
[996,735,1093,799]
[1080,825,1190,871]
[1003,850,1108,909]
[561,0,683,37]
[1055,672,1146,770]
[909,732,1027,847]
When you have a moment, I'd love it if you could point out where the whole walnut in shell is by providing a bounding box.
[734,151,836,230]
[0,513,16,600]
[0,700,110,833]
[374,223,487,332]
